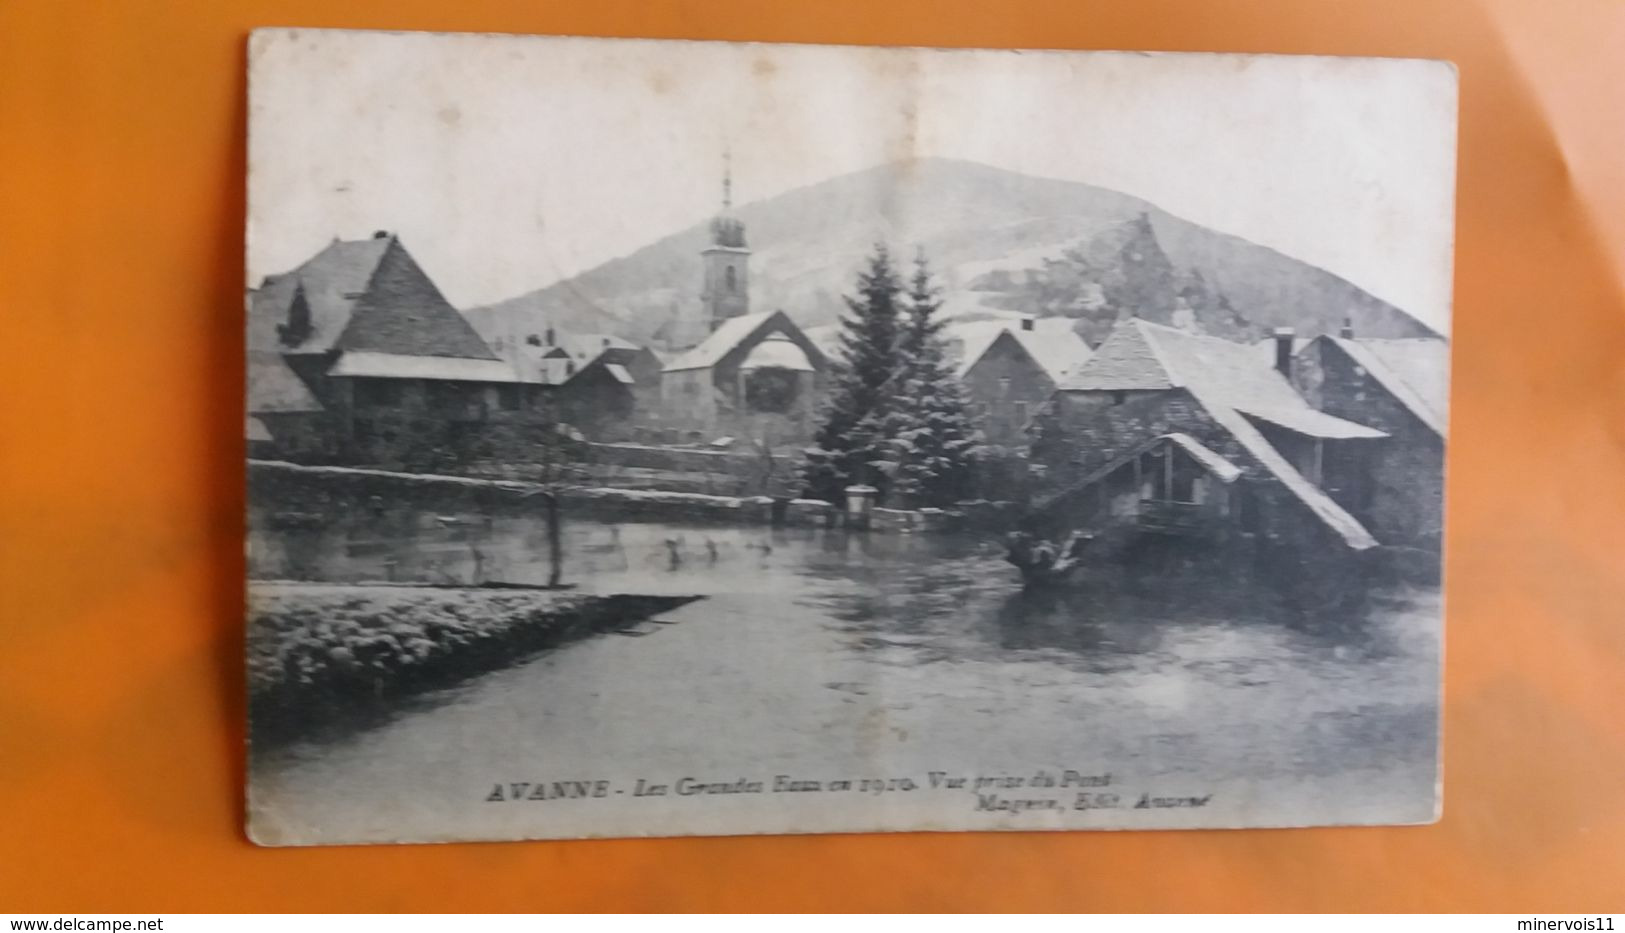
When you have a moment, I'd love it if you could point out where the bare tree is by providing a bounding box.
[488,400,591,588]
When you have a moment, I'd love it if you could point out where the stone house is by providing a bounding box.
[246,232,515,450]
[1285,327,1449,550]
[944,316,1092,446]
[246,350,326,459]
[1033,317,1388,558]
[488,327,665,440]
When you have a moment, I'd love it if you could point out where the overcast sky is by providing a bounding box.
[248,31,1457,332]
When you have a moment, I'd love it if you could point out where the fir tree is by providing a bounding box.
[875,251,982,508]
[801,244,906,503]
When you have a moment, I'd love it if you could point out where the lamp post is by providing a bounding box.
[844,484,879,530]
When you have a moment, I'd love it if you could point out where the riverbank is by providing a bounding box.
[249,459,1019,532]
[248,581,699,743]
[249,459,838,527]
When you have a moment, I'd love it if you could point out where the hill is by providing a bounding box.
[464,158,1438,349]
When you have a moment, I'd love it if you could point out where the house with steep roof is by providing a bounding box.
[1285,327,1449,549]
[485,326,665,440]
[943,316,1093,445]
[660,310,828,444]
[246,350,326,457]
[246,232,515,445]
[1034,317,1390,558]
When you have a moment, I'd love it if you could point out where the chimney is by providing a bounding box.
[545,325,556,346]
[1020,317,1035,332]
[372,229,390,239]
[602,337,611,348]
[1339,317,1355,339]
[1273,327,1296,379]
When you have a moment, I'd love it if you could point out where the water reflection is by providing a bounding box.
[249,504,1441,840]
[250,504,1432,677]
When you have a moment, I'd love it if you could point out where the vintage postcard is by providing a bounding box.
[244,29,1456,845]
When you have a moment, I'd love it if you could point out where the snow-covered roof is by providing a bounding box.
[605,363,635,384]
[553,332,637,362]
[1237,405,1387,440]
[246,415,273,442]
[663,312,777,372]
[327,351,519,383]
[945,318,1092,383]
[1061,319,1382,550]
[250,235,499,363]
[249,237,391,353]
[663,311,824,374]
[740,333,815,372]
[247,351,323,414]
[1330,337,1449,436]
[1165,433,1244,483]
[502,344,579,385]
[1052,432,1243,498]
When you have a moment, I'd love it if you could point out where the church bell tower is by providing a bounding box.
[701,150,750,332]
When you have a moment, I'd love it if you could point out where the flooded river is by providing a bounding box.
[248,508,1441,843]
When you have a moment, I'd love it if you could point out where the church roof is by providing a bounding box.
[663,312,778,372]
[709,211,747,249]
[708,154,748,248]
[740,333,816,372]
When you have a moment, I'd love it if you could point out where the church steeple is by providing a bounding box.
[701,147,750,331]
[722,146,732,208]
[708,147,747,250]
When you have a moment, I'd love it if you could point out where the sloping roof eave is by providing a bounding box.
[1195,392,1379,551]
[1163,432,1244,483]
[1235,405,1388,440]
[327,351,521,384]
[1330,338,1447,436]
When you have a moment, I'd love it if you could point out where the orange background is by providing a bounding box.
[2,0,1623,913]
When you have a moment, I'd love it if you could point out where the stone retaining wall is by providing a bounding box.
[249,460,1010,534]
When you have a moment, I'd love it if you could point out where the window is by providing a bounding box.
[1111,390,1127,405]
[1014,400,1029,425]
[278,291,312,346]
[724,265,738,293]
[999,377,1012,398]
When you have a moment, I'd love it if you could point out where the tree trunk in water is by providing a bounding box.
[545,493,563,589]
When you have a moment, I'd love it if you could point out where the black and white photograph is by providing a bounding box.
[244,30,1456,845]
